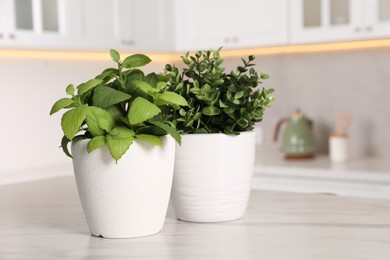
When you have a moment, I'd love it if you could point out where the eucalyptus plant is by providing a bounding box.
[163,48,274,134]
[50,49,187,161]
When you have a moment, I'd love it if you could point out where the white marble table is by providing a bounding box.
[1,176,390,260]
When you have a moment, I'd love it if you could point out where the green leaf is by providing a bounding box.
[185,119,194,127]
[179,108,186,117]
[237,118,249,128]
[105,105,123,121]
[85,106,114,136]
[122,54,152,68]
[155,91,188,107]
[98,118,112,132]
[50,98,75,115]
[93,86,132,108]
[95,68,118,81]
[110,49,120,63]
[156,82,167,90]
[218,99,228,108]
[61,105,87,140]
[202,106,221,116]
[144,73,158,87]
[149,120,181,145]
[128,97,161,125]
[260,73,269,79]
[87,136,107,153]
[110,126,135,138]
[136,126,166,136]
[193,112,202,120]
[235,91,244,99]
[123,68,144,78]
[61,135,72,158]
[135,134,162,147]
[77,79,103,96]
[107,127,135,161]
[66,84,75,96]
[132,80,157,95]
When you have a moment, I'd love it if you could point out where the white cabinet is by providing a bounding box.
[80,0,116,50]
[290,0,390,44]
[364,0,390,38]
[174,0,288,51]
[113,0,174,51]
[2,0,388,52]
[81,0,174,52]
[0,0,74,49]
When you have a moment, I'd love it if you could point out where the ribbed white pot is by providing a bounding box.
[71,136,175,238]
[172,131,256,222]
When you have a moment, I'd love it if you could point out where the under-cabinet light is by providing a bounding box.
[1,39,390,61]
[219,38,390,57]
[0,49,174,62]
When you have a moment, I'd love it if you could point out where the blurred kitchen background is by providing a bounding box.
[1,0,390,184]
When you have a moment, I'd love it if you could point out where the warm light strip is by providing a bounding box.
[219,39,390,57]
[0,49,174,62]
[1,39,390,61]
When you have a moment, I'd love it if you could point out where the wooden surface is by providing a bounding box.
[1,176,390,260]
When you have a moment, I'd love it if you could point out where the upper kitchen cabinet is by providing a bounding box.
[0,0,83,49]
[81,0,174,52]
[364,0,390,38]
[290,0,390,44]
[80,0,116,50]
[174,0,288,52]
[113,0,175,52]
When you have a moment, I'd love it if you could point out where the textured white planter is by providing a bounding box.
[71,136,175,238]
[172,131,256,222]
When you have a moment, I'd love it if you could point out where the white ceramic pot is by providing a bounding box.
[71,136,175,238]
[172,131,256,222]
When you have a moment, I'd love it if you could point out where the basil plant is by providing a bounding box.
[163,48,274,134]
[50,49,187,162]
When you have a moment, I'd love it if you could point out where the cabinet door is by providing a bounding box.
[113,0,174,51]
[231,0,288,48]
[14,0,63,45]
[0,0,67,48]
[364,0,390,38]
[0,0,8,42]
[290,0,362,44]
[81,0,116,50]
[113,0,135,48]
[175,0,231,52]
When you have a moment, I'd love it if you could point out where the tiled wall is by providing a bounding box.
[221,47,390,157]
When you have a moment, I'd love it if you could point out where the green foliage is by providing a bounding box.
[164,48,275,134]
[51,49,187,162]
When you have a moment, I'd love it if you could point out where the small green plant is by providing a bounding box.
[50,49,187,161]
[163,48,274,134]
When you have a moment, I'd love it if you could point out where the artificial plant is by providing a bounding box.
[163,48,274,134]
[50,49,187,161]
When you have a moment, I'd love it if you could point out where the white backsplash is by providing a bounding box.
[222,48,390,157]
[0,47,389,175]
[0,56,167,174]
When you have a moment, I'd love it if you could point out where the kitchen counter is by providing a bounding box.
[1,176,390,260]
[253,151,390,199]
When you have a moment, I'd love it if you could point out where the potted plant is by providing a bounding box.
[50,49,187,238]
[164,48,274,222]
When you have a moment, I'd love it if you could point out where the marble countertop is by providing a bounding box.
[255,151,390,177]
[252,151,390,199]
[1,176,390,260]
